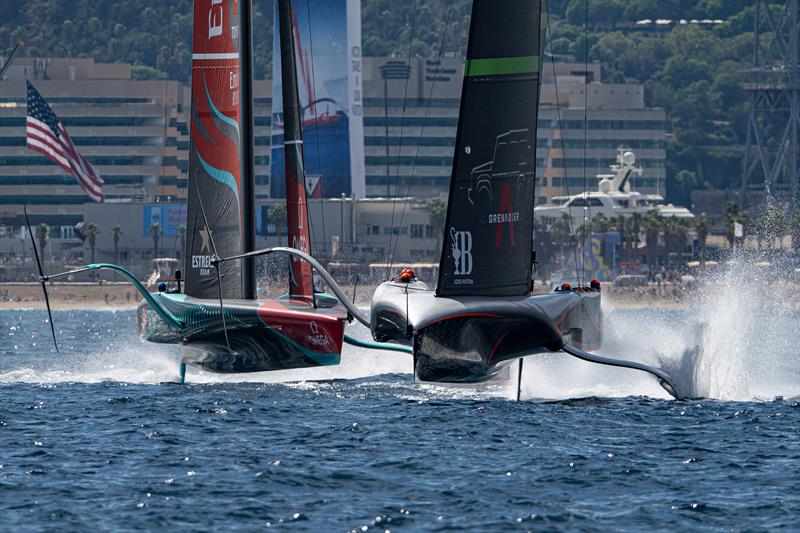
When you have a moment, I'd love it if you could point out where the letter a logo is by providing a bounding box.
[495,184,516,248]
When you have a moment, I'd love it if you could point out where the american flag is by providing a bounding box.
[26,80,103,202]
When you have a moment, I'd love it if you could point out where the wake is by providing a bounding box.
[519,258,799,401]
[3,264,798,402]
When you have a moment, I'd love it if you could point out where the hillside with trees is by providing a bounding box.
[1,0,784,207]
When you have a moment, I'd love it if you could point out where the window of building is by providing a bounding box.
[384,226,408,236]
[410,224,425,238]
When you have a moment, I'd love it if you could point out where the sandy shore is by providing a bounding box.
[1,281,693,310]
[0,283,139,310]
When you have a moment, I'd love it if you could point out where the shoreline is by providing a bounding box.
[1,282,693,311]
[1,282,140,310]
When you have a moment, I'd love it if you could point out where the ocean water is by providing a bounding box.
[2,276,799,530]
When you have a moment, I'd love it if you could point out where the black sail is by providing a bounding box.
[436,0,542,297]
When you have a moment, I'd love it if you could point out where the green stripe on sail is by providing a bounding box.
[464,55,540,77]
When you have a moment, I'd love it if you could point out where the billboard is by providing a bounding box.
[270,0,364,199]
[143,205,188,238]
[584,232,621,281]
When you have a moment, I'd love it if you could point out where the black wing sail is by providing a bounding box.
[436,0,542,297]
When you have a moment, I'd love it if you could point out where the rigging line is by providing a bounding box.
[544,0,581,286]
[387,0,455,272]
[384,0,418,280]
[530,16,544,292]
[159,79,167,203]
[305,0,329,266]
[163,80,180,266]
[178,102,190,277]
[581,0,590,287]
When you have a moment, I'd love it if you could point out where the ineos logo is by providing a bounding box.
[450,228,473,276]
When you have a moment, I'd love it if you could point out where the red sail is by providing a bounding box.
[185,0,245,299]
[285,141,314,300]
[279,0,314,302]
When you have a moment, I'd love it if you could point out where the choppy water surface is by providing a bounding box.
[2,269,799,530]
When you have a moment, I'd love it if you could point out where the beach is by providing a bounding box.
[1,281,692,310]
[0,282,139,310]
[4,280,798,312]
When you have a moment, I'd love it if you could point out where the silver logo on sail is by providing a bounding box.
[450,227,473,277]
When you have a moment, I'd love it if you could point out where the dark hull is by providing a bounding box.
[178,326,338,373]
[136,293,347,373]
[370,281,601,384]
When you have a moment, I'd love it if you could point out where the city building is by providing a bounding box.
[1,56,666,271]
[363,57,666,201]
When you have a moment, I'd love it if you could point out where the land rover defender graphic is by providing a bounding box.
[467,129,534,220]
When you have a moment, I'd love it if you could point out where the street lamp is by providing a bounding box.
[380,61,412,197]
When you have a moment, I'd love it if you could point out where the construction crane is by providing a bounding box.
[0,39,25,79]
[740,0,800,209]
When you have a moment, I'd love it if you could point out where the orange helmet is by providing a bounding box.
[397,268,416,283]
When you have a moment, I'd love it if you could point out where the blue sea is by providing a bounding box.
[2,291,799,530]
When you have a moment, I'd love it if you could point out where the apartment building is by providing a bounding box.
[362,57,666,201]
[0,58,274,219]
[0,56,665,269]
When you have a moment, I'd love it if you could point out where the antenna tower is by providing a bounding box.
[740,0,800,208]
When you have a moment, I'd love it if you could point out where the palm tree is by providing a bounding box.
[662,217,686,263]
[149,222,162,258]
[533,216,554,275]
[789,210,800,256]
[426,198,447,252]
[111,225,123,264]
[590,213,610,234]
[551,214,573,266]
[695,214,709,266]
[619,215,634,264]
[723,202,749,248]
[35,223,48,263]
[608,215,625,263]
[270,203,287,245]
[642,210,663,269]
[85,223,99,264]
[669,218,689,266]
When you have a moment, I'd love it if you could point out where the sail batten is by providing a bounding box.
[436,0,543,297]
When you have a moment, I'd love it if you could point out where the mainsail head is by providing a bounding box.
[436,0,543,297]
[185,0,252,299]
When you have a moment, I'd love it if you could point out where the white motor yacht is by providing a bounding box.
[537,149,694,230]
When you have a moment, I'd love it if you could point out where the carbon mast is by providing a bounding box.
[278,0,314,301]
[239,0,256,298]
